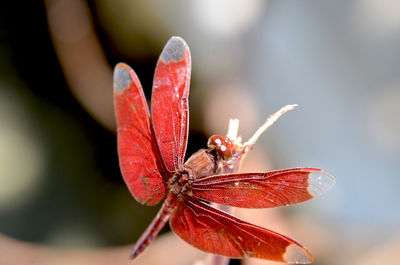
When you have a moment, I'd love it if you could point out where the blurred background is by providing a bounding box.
[1,0,400,265]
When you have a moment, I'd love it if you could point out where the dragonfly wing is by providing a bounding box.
[114,63,168,206]
[151,36,191,172]
[170,197,313,263]
[192,168,335,208]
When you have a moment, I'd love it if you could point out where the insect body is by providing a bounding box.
[113,36,335,263]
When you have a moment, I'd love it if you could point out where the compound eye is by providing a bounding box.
[207,135,233,159]
[207,135,223,149]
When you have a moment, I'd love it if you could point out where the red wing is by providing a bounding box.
[114,63,168,206]
[192,168,335,208]
[151,37,191,172]
[170,197,312,263]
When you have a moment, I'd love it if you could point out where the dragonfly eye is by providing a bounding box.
[207,135,233,159]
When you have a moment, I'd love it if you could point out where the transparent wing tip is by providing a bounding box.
[160,36,189,63]
[284,244,313,264]
[308,170,336,197]
[113,63,133,93]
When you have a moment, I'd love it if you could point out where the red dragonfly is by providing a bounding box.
[113,36,335,263]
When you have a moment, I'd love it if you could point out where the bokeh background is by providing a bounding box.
[1,1,400,265]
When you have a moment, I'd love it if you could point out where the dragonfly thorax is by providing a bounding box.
[168,170,194,198]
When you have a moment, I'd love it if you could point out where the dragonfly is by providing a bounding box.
[113,36,335,263]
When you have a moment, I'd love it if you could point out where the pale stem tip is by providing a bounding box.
[244,104,298,149]
[227,119,239,142]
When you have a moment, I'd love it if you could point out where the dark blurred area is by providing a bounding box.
[0,0,138,246]
[0,0,209,248]
[1,1,400,265]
